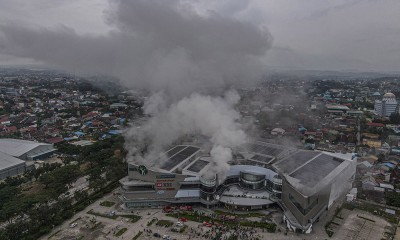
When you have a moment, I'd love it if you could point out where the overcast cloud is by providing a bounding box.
[0,0,399,72]
[0,0,272,99]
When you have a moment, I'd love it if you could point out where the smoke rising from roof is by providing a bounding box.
[209,145,232,180]
[0,0,273,172]
[125,90,247,167]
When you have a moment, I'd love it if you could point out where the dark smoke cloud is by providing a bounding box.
[0,0,272,99]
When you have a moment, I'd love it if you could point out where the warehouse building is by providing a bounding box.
[0,151,26,180]
[0,138,55,160]
[0,138,55,180]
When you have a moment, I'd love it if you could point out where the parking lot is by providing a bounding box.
[41,188,349,240]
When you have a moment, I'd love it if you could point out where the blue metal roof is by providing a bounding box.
[74,131,85,136]
[384,162,396,169]
[108,130,122,135]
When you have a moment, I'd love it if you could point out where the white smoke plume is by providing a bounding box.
[209,145,233,180]
[0,0,273,174]
[125,90,247,171]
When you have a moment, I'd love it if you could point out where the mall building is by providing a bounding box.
[119,141,356,233]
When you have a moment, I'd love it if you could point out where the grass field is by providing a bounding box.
[156,219,174,227]
[115,228,127,237]
[132,231,142,240]
[99,201,115,207]
[214,210,266,218]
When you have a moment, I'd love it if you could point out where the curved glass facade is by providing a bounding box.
[200,191,215,201]
[200,184,216,193]
[223,176,240,185]
[240,180,264,190]
[266,179,273,191]
[239,171,265,190]
[200,177,217,202]
[272,175,283,185]
[271,175,283,199]
[273,184,282,192]
[240,172,265,182]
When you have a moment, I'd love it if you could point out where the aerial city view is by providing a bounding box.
[0,1,399,240]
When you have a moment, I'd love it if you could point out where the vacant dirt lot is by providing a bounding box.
[328,209,394,240]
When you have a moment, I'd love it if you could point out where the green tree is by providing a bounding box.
[385,191,400,207]
[39,165,80,195]
[389,113,400,124]
[74,190,89,203]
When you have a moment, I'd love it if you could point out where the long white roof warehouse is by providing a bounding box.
[0,138,55,160]
[0,138,56,179]
[0,151,26,180]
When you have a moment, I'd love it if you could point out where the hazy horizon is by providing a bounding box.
[0,0,399,73]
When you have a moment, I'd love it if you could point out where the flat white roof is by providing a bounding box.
[0,138,53,157]
[0,151,25,171]
[71,140,94,146]
[379,183,394,190]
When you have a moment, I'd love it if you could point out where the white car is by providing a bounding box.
[69,223,77,228]
[176,221,183,227]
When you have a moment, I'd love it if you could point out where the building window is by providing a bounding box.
[273,184,282,191]
[240,172,265,182]
[223,176,239,185]
[266,180,273,191]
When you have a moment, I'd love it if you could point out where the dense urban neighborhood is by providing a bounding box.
[0,1,399,239]
[0,68,399,239]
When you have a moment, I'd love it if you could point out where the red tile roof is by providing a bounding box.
[367,122,385,127]
[47,137,64,144]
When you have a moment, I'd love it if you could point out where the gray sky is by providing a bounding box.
[0,0,399,72]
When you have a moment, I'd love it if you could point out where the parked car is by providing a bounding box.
[69,223,77,228]
[153,233,161,238]
[203,221,212,227]
[176,221,183,227]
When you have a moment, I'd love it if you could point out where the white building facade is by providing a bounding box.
[374,92,398,117]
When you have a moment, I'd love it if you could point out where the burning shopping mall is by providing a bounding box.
[119,141,356,233]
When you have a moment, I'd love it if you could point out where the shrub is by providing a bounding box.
[115,228,127,237]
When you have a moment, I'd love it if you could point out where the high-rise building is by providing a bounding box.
[374,92,398,117]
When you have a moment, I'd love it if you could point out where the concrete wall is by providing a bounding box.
[282,159,356,229]
[282,180,330,228]
[328,160,356,208]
